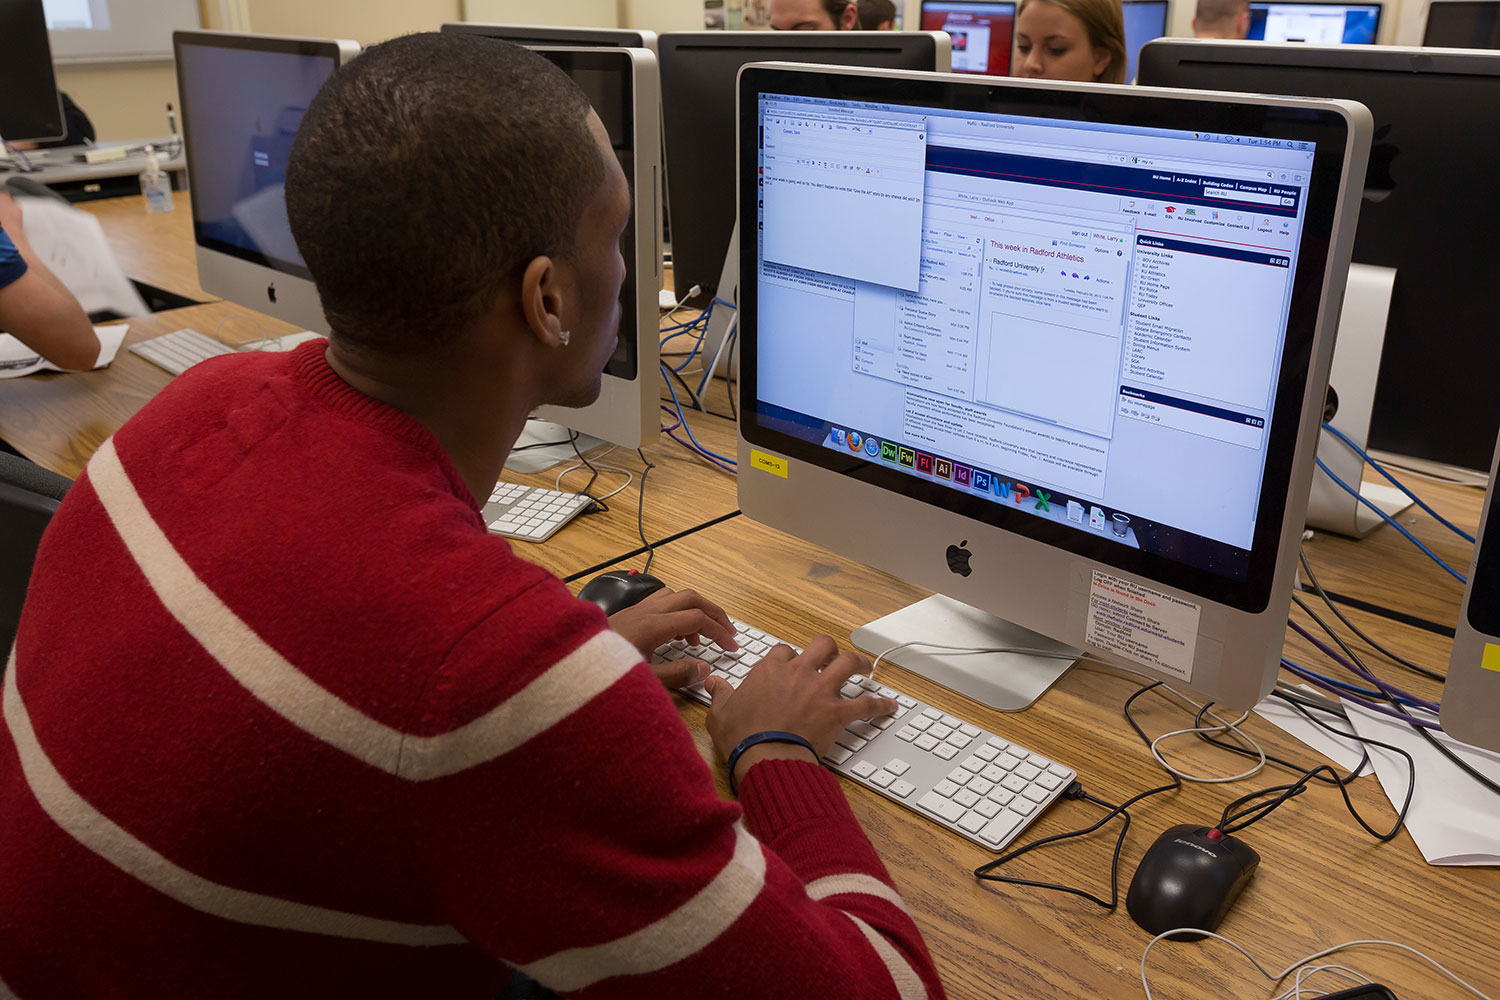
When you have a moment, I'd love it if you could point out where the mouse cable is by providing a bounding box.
[561,432,610,515]
[972,682,1182,909]
[1211,696,1413,843]
[1188,694,1357,788]
[1140,930,1494,1000]
[1297,548,1444,681]
[1294,562,1500,799]
[636,447,656,576]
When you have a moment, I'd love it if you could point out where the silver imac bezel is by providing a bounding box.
[1444,435,1500,751]
[174,30,360,334]
[530,46,662,450]
[735,63,1371,708]
[440,22,659,53]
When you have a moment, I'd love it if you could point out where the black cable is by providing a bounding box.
[973,682,1181,909]
[561,431,611,516]
[661,362,702,412]
[1298,547,1444,680]
[636,447,656,576]
[1190,698,1350,786]
[511,437,575,452]
[1214,695,1413,842]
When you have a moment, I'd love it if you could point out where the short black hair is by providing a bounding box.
[285,32,605,354]
[856,0,896,28]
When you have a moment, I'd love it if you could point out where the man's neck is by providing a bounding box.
[323,338,533,506]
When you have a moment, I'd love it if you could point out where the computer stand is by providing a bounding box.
[1306,262,1411,538]
[503,418,604,475]
[851,595,1081,712]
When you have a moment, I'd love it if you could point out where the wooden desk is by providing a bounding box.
[77,195,210,302]
[617,489,1498,1000]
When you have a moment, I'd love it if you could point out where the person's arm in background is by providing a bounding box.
[0,193,100,370]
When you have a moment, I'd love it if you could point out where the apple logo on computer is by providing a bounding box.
[267,282,278,304]
[946,540,973,577]
[1364,123,1398,204]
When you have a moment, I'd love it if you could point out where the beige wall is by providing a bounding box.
[55,62,180,143]
[246,0,460,43]
[622,0,704,31]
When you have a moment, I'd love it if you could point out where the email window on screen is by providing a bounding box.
[755,95,1314,557]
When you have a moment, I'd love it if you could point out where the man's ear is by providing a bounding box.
[520,254,569,349]
[841,2,860,28]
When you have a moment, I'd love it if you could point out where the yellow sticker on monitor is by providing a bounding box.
[749,449,788,478]
[1482,643,1500,674]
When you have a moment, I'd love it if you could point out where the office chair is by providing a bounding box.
[0,451,71,662]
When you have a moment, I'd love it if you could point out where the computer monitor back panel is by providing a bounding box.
[737,64,1370,707]
[1247,1,1383,42]
[175,31,359,333]
[919,2,1016,75]
[1445,432,1500,751]
[530,47,662,448]
[1122,0,1169,82]
[659,31,950,307]
[439,22,658,52]
[1423,0,1500,47]
[0,0,64,143]
[1139,40,1500,472]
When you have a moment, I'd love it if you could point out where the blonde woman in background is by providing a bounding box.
[1014,0,1127,83]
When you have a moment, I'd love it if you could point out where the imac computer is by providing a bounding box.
[736,63,1370,709]
[918,1,1016,74]
[659,31,950,308]
[1445,433,1500,752]
[1246,1,1382,43]
[173,31,359,333]
[0,0,65,144]
[1423,0,1500,47]
[1139,42,1500,474]
[1122,0,1169,82]
[527,46,662,448]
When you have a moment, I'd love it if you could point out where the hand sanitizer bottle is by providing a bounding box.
[139,144,173,214]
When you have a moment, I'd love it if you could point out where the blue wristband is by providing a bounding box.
[726,730,818,795]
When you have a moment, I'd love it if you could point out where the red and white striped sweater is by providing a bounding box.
[0,341,945,999]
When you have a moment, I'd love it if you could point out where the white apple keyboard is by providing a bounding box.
[656,619,1077,851]
[129,328,325,377]
[482,481,592,543]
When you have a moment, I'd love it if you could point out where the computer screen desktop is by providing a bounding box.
[737,65,1368,708]
[1248,2,1382,43]
[1423,0,1500,47]
[1122,0,1169,81]
[919,1,1016,74]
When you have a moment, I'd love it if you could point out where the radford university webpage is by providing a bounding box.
[753,94,1316,577]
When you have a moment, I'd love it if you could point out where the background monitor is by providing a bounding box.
[1139,40,1500,473]
[528,47,662,448]
[1423,0,1500,47]
[0,0,65,144]
[1444,431,1500,752]
[440,21,657,51]
[658,30,950,308]
[737,63,1369,709]
[174,31,357,333]
[1247,1,1382,43]
[1122,0,1169,82]
[918,1,1015,74]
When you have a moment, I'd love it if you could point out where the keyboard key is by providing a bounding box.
[981,765,1005,782]
[954,789,980,809]
[910,716,932,732]
[947,734,972,750]
[960,757,985,773]
[859,678,881,691]
[947,769,972,786]
[986,737,1010,752]
[840,683,864,699]
[885,758,910,776]
[878,686,898,699]
[975,798,1002,818]
[933,744,959,761]
[824,746,854,765]
[870,769,896,788]
[1012,798,1036,816]
[889,779,916,799]
[958,811,989,834]
[979,810,1024,846]
[987,789,1015,807]
[914,734,939,752]
[941,715,962,729]
[851,760,877,779]
[959,723,981,738]
[918,792,968,824]
[968,777,994,796]
[896,694,918,708]
[871,716,895,730]
[928,724,953,741]
[921,707,942,720]
[975,744,1000,762]
[895,726,919,742]
[1002,775,1028,794]
[996,753,1024,771]
[1022,785,1050,803]
[848,720,881,739]
[1038,772,1064,791]
[835,732,868,753]
[932,779,960,797]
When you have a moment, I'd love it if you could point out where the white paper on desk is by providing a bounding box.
[0,324,126,378]
[9,196,149,318]
[1341,696,1500,866]
[1253,685,1371,776]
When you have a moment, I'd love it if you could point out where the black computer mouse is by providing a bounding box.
[577,570,666,616]
[1126,824,1260,940]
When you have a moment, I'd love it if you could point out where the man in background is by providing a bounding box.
[859,0,899,28]
[1194,0,1251,37]
[770,0,861,29]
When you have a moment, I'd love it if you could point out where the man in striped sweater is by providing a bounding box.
[0,33,946,999]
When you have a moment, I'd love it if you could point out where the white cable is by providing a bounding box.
[1141,930,1494,1000]
[214,313,271,352]
[660,283,703,325]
